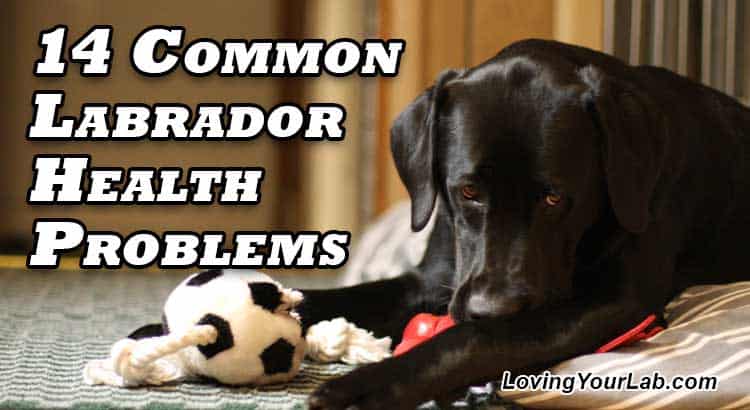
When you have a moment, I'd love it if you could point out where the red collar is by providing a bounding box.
[394,313,664,356]
[596,314,664,353]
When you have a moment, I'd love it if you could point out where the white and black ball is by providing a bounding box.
[162,269,306,385]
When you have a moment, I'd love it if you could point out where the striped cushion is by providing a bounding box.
[502,282,750,409]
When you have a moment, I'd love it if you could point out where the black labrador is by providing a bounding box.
[128,39,750,408]
[301,39,750,409]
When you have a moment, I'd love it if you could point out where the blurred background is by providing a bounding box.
[1,0,748,274]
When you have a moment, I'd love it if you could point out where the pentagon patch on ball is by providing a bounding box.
[260,338,295,375]
[186,269,223,286]
[248,282,282,312]
[196,313,234,359]
[127,323,165,340]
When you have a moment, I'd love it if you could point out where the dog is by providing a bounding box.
[301,39,750,409]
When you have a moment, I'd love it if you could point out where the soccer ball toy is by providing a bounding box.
[84,270,306,386]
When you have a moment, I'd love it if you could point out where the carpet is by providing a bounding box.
[0,269,513,409]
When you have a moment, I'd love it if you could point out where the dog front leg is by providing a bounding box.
[297,273,424,340]
[308,296,657,410]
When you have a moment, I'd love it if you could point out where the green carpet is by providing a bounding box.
[0,269,516,409]
[0,270,357,409]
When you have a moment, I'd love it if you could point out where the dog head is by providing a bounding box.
[391,53,667,322]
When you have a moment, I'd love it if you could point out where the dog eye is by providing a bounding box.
[461,184,479,200]
[542,186,563,207]
[545,193,562,206]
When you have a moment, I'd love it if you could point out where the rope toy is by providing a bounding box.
[84,270,391,387]
[305,317,391,364]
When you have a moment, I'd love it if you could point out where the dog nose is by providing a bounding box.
[465,294,528,321]
[465,296,495,321]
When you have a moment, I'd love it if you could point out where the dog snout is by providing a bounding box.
[460,292,530,322]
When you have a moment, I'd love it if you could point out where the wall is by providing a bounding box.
[0,1,373,259]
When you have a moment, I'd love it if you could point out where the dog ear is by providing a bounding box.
[578,65,667,234]
[390,69,461,231]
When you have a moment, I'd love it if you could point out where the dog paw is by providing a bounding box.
[308,359,422,410]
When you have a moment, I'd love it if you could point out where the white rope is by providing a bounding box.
[305,317,392,364]
[84,324,218,387]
